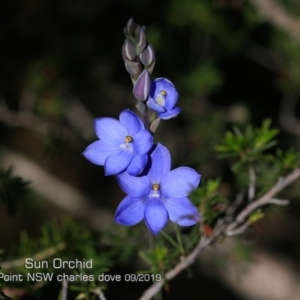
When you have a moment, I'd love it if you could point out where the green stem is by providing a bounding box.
[154,289,162,300]
[136,101,150,130]
[160,230,178,249]
[148,230,155,251]
[174,224,185,255]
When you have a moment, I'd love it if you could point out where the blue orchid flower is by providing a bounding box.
[147,78,181,120]
[83,109,153,176]
[114,143,201,234]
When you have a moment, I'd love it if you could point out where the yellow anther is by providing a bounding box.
[160,90,167,96]
[152,183,160,191]
[125,136,133,143]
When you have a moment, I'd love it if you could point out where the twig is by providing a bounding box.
[248,166,256,201]
[139,226,224,300]
[0,101,50,135]
[0,148,114,232]
[138,168,300,300]
[267,198,290,205]
[279,94,300,136]
[225,191,244,223]
[92,287,107,300]
[225,221,250,236]
[243,42,283,73]
[1,242,66,270]
[61,281,68,300]
[249,0,300,43]
[0,98,94,142]
[64,97,95,140]
[225,197,290,236]
[236,168,300,223]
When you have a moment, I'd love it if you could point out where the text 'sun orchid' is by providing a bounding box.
[83,109,153,176]
[114,144,201,234]
[147,78,181,120]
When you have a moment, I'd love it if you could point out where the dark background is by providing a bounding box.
[1,0,300,299]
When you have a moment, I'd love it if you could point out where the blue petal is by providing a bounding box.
[114,195,147,226]
[104,150,132,175]
[133,129,153,155]
[95,117,127,146]
[164,90,179,110]
[148,144,171,183]
[127,153,147,176]
[159,80,178,110]
[144,199,169,234]
[150,78,166,95]
[161,167,201,198]
[117,171,151,197]
[158,107,181,120]
[162,197,200,226]
[119,109,144,136]
[147,97,166,113]
[150,78,178,111]
[83,140,119,166]
[154,78,174,88]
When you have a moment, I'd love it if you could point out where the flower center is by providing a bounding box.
[120,135,133,152]
[160,90,167,96]
[124,135,133,143]
[149,183,161,199]
[152,183,160,191]
[155,90,167,106]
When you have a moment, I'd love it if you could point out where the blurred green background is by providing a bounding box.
[1,0,300,299]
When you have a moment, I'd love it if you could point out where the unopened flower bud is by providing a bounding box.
[139,44,155,66]
[124,18,137,40]
[122,39,136,61]
[135,26,147,55]
[124,59,141,76]
[133,69,151,101]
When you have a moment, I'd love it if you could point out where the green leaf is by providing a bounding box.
[216,119,279,166]
[248,209,264,223]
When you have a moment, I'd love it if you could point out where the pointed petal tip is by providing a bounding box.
[114,195,146,226]
[144,200,169,234]
[147,225,159,235]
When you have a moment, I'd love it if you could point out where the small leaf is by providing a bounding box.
[248,209,264,223]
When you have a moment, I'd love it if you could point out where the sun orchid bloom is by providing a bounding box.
[114,143,201,234]
[83,109,153,176]
[147,78,181,120]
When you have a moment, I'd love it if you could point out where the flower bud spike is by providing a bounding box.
[133,69,151,101]
[124,18,136,40]
[140,44,155,66]
[122,39,136,61]
[135,26,147,55]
